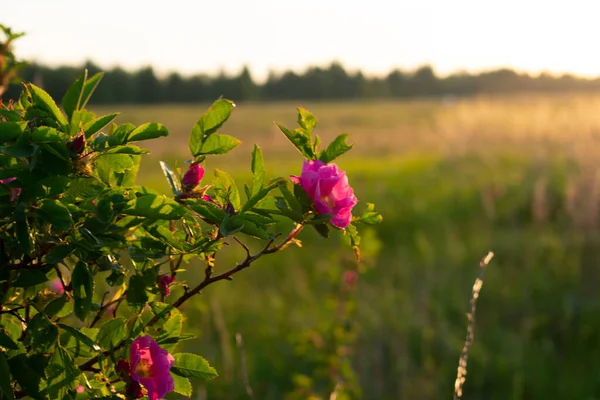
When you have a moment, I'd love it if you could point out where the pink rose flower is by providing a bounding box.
[182,163,205,191]
[158,275,176,296]
[130,336,175,400]
[290,160,358,228]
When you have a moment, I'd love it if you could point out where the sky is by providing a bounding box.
[5,0,600,82]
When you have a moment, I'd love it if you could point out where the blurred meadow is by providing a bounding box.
[93,93,600,399]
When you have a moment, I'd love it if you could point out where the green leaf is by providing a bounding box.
[39,143,68,161]
[0,329,19,350]
[12,270,48,288]
[72,261,94,321]
[319,133,353,163]
[127,275,149,309]
[162,308,183,338]
[251,144,265,196]
[150,225,189,252]
[313,223,330,239]
[37,199,73,231]
[275,123,315,159]
[62,71,103,120]
[292,181,314,214]
[159,161,182,196]
[45,346,81,399]
[194,133,241,155]
[83,113,118,138]
[0,121,24,143]
[33,176,71,198]
[171,353,218,381]
[189,99,235,157]
[127,122,168,142]
[279,185,302,215]
[102,145,149,155]
[97,318,127,349]
[58,324,101,352]
[306,213,332,225]
[240,178,286,213]
[26,83,68,127]
[44,296,73,318]
[66,177,105,199]
[297,107,317,133]
[123,194,185,220]
[184,198,227,225]
[26,313,58,352]
[96,153,135,173]
[0,352,15,400]
[69,109,96,135]
[172,374,192,397]
[355,203,383,225]
[44,244,74,264]
[15,202,32,255]
[62,70,87,121]
[214,169,240,210]
[8,354,43,400]
[345,223,361,262]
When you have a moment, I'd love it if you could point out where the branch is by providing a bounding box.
[454,251,494,400]
[79,224,305,372]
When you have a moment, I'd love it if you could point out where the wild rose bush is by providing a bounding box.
[0,36,382,400]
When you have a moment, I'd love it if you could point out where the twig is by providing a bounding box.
[454,251,494,399]
[235,332,254,399]
[88,292,119,328]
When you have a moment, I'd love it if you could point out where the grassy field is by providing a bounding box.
[94,94,600,399]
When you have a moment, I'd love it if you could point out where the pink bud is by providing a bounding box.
[159,275,176,296]
[68,133,86,155]
[182,164,205,191]
[342,270,359,289]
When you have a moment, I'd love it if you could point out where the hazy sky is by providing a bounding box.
[5,0,600,81]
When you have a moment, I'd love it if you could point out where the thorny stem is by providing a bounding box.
[453,251,494,400]
[78,224,305,372]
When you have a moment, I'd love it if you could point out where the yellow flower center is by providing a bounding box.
[134,359,153,379]
[321,193,336,211]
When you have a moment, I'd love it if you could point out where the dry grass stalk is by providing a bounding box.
[453,251,494,399]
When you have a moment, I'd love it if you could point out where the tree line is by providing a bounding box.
[3,61,600,104]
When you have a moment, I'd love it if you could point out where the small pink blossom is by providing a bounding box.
[76,386,85,394]
[48,278,64,295]
[130,336,175,400]
[158,275,176,296]
[0,177,16,185]
[342,270,359,289]
[182,163,205,191]
[290,160,358,228]
[0,177,21,202]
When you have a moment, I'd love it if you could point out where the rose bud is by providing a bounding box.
[182,163,205,191]
[68,133,86,156]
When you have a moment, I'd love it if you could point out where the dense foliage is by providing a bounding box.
[0,26,382,400]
